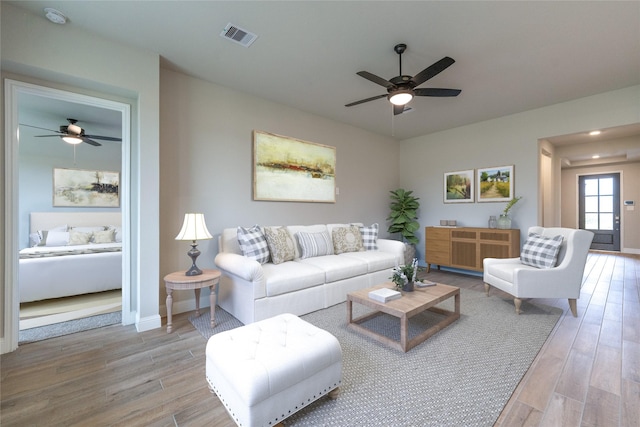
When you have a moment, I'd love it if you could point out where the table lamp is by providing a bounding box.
[175,213,213,276]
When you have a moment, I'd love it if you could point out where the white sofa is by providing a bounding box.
[214,223,405,325]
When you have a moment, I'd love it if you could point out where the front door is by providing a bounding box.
[578,173,621,251]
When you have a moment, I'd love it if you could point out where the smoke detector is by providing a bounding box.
[44,8,67,24]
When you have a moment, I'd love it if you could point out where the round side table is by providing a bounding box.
[163,268,221,333]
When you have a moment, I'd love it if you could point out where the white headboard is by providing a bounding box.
[29,212,122,233]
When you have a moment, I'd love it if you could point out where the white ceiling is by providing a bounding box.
[7,1,639,142]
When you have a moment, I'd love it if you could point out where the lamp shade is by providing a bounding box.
[175,213,213,241]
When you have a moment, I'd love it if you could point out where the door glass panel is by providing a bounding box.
[585,196,599,212]
[585,213,599,229]
[600,213,613,230]
[600,178,613,195]
[584,179,599,196]
[600,195,613,212]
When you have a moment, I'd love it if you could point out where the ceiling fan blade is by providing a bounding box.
[35,134,64,137]
[411,56,455,87]
[414,88,461,97]
[81,138,102,147]
[393,104,405,116]
[356,71,396,89]
[21,123,63,134]
[83,134,122,141]
[345,94,387,107]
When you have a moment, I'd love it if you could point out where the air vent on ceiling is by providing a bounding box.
[220,23,258,48]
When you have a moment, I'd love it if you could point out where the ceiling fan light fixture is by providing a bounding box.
[67,123,82,135]
[388,90,413,106]
[44,8,67,25]
[62,136,83,145]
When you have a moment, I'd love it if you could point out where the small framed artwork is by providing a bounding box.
[477,165,514,202]
[53,168,120,207]
[444,170,475,203]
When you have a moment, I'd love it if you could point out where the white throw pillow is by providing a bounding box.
[45,231,70,247]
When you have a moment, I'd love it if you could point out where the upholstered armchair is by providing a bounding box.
[483,226,594,316]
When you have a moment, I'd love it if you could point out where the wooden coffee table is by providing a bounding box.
[347,282,460,352]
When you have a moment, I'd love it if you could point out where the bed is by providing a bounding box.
[19,212,123,303]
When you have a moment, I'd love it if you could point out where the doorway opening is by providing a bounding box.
[579,173,621,251]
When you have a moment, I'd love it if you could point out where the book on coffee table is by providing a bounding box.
[416,280,437,288]
[369,288,401,303]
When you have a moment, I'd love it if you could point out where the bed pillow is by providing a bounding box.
[237,225,271,264]
[520,233,564,269]
[263,226,295,264]
[71,226,106,233]
[332,225,365,254]
[36,225,68,246]
[45,230,70,246]
[107,225,123,243]
[68,230,93,245]
[359,223,379,250]
[92,229,116,244]
[296,230,334,259]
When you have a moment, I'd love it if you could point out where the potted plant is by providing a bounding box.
[387,188,420,264]
[390,258,423,292]
[497,196,522,229]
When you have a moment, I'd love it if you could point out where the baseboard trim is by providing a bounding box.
[136,314,162,332]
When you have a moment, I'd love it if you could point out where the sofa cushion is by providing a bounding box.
[359,223,379,250]
[262,262,325,296]
[264,227,296,264]
[521,233,564,269]
[298,255,368,283]
[341,250,396,273]
[331,225,364,254]
[237,225,271,264]
[296,230,334,259]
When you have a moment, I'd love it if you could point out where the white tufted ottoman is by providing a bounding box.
[205,313,342,427]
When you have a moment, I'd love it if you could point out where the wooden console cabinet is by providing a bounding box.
[425,227,520,272]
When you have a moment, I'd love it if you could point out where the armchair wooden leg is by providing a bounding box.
[568,299,578,317]
[484,283,490,296]
[514,298,522,314]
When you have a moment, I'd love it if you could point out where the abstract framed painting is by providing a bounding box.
[253,130,336,203]
[53,168,120,207]
[444,169,474,203]
[477,165,514,203]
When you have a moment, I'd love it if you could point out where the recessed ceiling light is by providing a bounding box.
[589,130,601,136]
[44,8,67,25]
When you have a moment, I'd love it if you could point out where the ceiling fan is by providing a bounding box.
[345,44,461,115]
[20,118,121,147]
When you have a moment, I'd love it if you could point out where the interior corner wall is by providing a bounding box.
[398,85,640,262]
[1,2,161,338]
[158,68,399,314]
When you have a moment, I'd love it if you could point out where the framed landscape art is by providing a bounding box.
[477,165,514,202]
[53,168,120,207]
[253,130,336,203]
[444,170,474,203]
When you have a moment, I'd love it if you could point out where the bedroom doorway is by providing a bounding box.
[4,80,132,351]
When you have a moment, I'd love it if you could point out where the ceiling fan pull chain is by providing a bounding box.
[73,144,77,165]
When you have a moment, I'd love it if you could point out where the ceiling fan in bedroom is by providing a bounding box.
[345,43,462,115]
[20,118,121,147]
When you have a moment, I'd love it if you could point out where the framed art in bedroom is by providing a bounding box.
[253,130,336,203]
[477,165,514,203]
[53,168,120,207]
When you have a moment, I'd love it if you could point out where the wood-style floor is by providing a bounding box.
[1,252,638,426]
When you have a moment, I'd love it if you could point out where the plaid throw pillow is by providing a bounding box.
[237,225,270,264]
[520,233,563,269]
[359,223,379,250]
[296,231,334,259]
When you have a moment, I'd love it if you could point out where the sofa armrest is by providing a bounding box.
[376,239,405,263]
[214,252,265,283]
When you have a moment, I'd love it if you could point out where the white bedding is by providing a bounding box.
[19,212,123,303]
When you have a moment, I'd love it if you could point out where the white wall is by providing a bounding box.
[159,69,399,313]
[400,85,640,262]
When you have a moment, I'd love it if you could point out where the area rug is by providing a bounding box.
[18,311,122,344]
[190,289,562,426]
